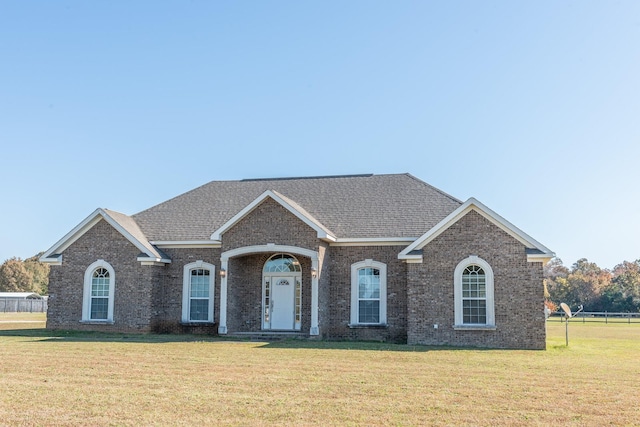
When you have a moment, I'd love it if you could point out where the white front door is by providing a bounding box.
[269,276,296,330]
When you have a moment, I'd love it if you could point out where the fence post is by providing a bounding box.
[605,311,608,324]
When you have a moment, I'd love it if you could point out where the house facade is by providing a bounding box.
[41,174,553,349]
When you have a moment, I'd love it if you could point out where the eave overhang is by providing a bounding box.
[150,240,222,249]
[330,237,416,247]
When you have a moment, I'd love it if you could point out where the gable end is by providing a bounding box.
[210,190,336,242]
[398,198,554,263]
[40,209,170,265]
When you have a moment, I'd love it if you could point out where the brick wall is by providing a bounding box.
[225,253,313,333]
[150,247,221,334]
[219,198,409,341]
[326,245,408,343]
[46,201,545,349]
[406,210,546,349]
[222,198,319,252]
[219,198,318,334]
[47,219,157,332]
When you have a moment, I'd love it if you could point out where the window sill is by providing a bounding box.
[453,325,496,331]
[80,320,115,325]
[348,323,388,329]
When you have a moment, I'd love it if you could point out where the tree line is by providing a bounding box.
[545,258,640,313]
[0,254,49,295]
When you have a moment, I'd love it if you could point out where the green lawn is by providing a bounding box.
[0,311,46,328]
[0,314,638,426]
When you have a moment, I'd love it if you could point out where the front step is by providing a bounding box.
[227,331,308,341]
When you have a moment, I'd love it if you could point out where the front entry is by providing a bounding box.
[263,254,302,331]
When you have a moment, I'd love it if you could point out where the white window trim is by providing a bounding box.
[82,259,115,323]
[182,261,216,323]
[454,256,495,329]
[350,259,387,326]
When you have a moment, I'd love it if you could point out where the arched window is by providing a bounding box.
[462,265,487,324]
[182,261,216,323]
[454,256,495,328]
[82,260,115,322]
[350,260,387,326]
[263,253,302,273]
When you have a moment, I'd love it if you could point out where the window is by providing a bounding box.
[351,260,387,325]
[82,260,115,322]
[90,268,110,319]
[454,256,495,328]
[182,261,215,323]
[264,253,302,273]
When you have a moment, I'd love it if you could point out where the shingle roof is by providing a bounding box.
[103,209,168,260]
[133,173,462,241]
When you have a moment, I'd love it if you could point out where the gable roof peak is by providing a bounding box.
[40,208,170,265]
[210,189,335,242]
[399,197,554,263]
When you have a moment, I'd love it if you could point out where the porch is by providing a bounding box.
[217,244,321,336]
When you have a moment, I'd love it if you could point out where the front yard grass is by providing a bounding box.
[0,312,46,330]
[0,316,638,426]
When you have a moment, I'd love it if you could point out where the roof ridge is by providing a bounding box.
[241,174,373,182]
[133,173,447,217]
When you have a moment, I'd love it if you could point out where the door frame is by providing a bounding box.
[262,271,302,331]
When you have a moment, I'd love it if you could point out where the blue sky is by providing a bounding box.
[1,1,638,269]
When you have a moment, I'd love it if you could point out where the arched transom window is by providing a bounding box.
[264,254,302,273]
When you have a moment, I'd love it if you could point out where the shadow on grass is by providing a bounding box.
[255,340,476,352]
[0,328,234,344]
[0,328,503,352]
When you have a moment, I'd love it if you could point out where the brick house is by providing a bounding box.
[40,173,553,349]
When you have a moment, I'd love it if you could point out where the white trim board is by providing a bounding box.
[331,237,416,247]
[151,241,222,249]
[221,244,319,264]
